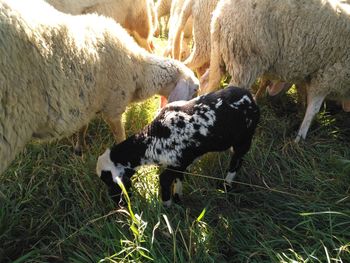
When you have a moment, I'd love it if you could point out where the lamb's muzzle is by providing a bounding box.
[96,86,260,206]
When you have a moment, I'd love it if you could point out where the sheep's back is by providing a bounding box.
[215,0,350,89]
[0,0,144,140]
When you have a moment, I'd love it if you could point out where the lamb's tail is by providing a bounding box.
[172,0,194,60]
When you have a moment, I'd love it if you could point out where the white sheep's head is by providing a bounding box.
[96,149,133,205]
[167,78,198,102]
[167,66,199,103]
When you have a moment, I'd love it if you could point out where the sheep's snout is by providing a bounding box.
[168,77,199,102]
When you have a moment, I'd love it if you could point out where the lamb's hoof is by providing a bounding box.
[173,194,182,204]
[217,181,234,192]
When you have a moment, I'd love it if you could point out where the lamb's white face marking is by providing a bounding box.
[144,101,217,166]
[225,172,237,185]
[96,148,125,182]
[112,164,127,183]
[173,179,183,197]
[96,149,113,177]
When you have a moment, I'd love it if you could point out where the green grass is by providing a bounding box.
[1,54,350,262]
[1,88,349,263]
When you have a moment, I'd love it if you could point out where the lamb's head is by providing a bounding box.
[167,61,199,102]
[96,149,134,205]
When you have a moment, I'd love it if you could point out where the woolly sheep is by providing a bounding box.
[156,0,172,20]
[46,0,158,52]
[201,0,350,142]
[163,0,193,61]
[0,0,199,175]
[96,86,260,206]
[172,0,219,76]
[155,0,172,36]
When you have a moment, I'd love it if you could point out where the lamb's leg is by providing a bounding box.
[159,167,185,206]
[74,124,88,155]
[172,172,184,203]
[224,140,252,189]
[105,115,126,143]
[295,91,327,143]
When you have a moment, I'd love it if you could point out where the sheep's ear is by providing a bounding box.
[168,79,190,102]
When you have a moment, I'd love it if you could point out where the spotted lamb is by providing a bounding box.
[96,86,260,206]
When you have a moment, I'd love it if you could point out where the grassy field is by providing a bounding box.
[1,39,350,262]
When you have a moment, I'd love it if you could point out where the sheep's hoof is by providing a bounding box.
[294,135,301,144]
[73,146,83,156]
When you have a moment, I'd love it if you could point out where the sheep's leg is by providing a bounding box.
[159,167,185,206]
[296,84,307,110]
[342,100,350,112]
[199,69,210,94]
[224,140,252,189]
[196,62,210,78]
[74,124,88,155]
[104,115,126,143]
[253,76,270,101]
[295,92,327,143]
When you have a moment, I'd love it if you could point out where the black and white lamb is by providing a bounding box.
[96,86,260,206]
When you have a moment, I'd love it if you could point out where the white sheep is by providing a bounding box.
[46,0,158,52]
[172,0,219,76]
[155,0,172,36]
[201,0,350,142]
[0,0,199,175]
[163,0,193,61]
[156,0,172,20]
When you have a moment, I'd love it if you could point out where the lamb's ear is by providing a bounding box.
[168,79,190,102]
